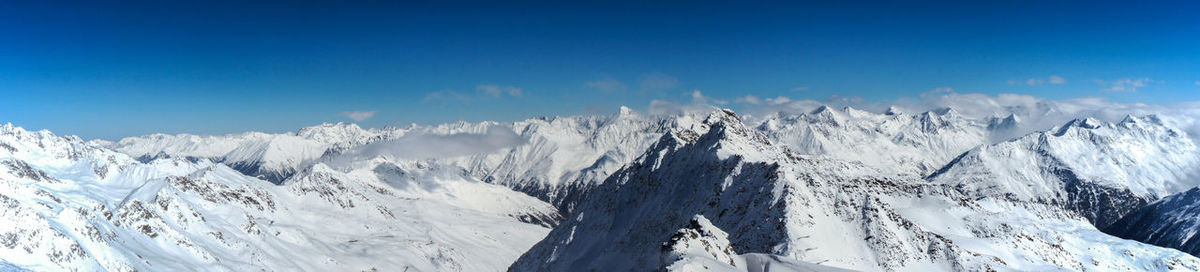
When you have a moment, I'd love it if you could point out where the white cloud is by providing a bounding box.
[586,78,627,94]
[735,95,763,105]
[476,84,524,97]
[478,85,502,97]
[338,111,377,122]
[1011,76,1067,86]
[423,89,471,103]
[640,72,679,91]
[1100,78,1152,92]
[647,90,725,115]
[1194,80,1200,86]
[792,86,810,92]
[691,90,727,105]
[929,87,955,94]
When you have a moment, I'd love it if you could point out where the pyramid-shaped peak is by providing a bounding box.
[988,113,1021,130]
[1000,113,1021,124]
[931,107,957,116]
[702,109,742,125]
[1120,114,1139,124]
[810,105,835,115]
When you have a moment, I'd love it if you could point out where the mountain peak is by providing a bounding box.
[884,106,904,116]
[1073,117,1103,129]
[930,107,957,116]
[702,109,741,126]
[1120,114,1139,124]
[988,113,1021,130]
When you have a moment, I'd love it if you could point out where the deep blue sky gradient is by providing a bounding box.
[2,1,1199,139]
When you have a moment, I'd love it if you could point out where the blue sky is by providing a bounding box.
[2,1,1199,139]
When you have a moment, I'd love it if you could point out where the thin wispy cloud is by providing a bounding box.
[640,72,679,91]
[690,90,727,105]
[1008,75,1067,86]
[792,86,810,92]
[648,90,725,115]
[735,95,763,105]
[477,85,524,97]
[423,89,472,103]
[586,78,627,94]
[424,85,523,103]
[1098,78,1152,92]
[338,111,377,122]
[928,87,955,94]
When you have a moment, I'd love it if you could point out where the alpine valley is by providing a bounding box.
[4,104,1200,272]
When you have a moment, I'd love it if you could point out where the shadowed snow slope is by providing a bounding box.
[1105,187,1200,256]
[509,110,1200,271]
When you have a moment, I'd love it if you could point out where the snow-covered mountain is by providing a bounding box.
[21,105,1200,271]
[0,123,557,271]
[510,110,1200,271]
[753,106,1002,177]
[101,123,397,184]
[104,106,1020,214]
[927,115,1200,229]
[105,107,677,213]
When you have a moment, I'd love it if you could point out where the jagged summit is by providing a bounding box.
[987,113,1021,130]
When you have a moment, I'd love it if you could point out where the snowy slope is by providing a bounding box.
[1104,187,1200,256]
[510,110,1200,271]
[0,123,556,271]
[927,115,1200,228]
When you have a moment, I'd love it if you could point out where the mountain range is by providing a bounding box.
[3,105,1200,271]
